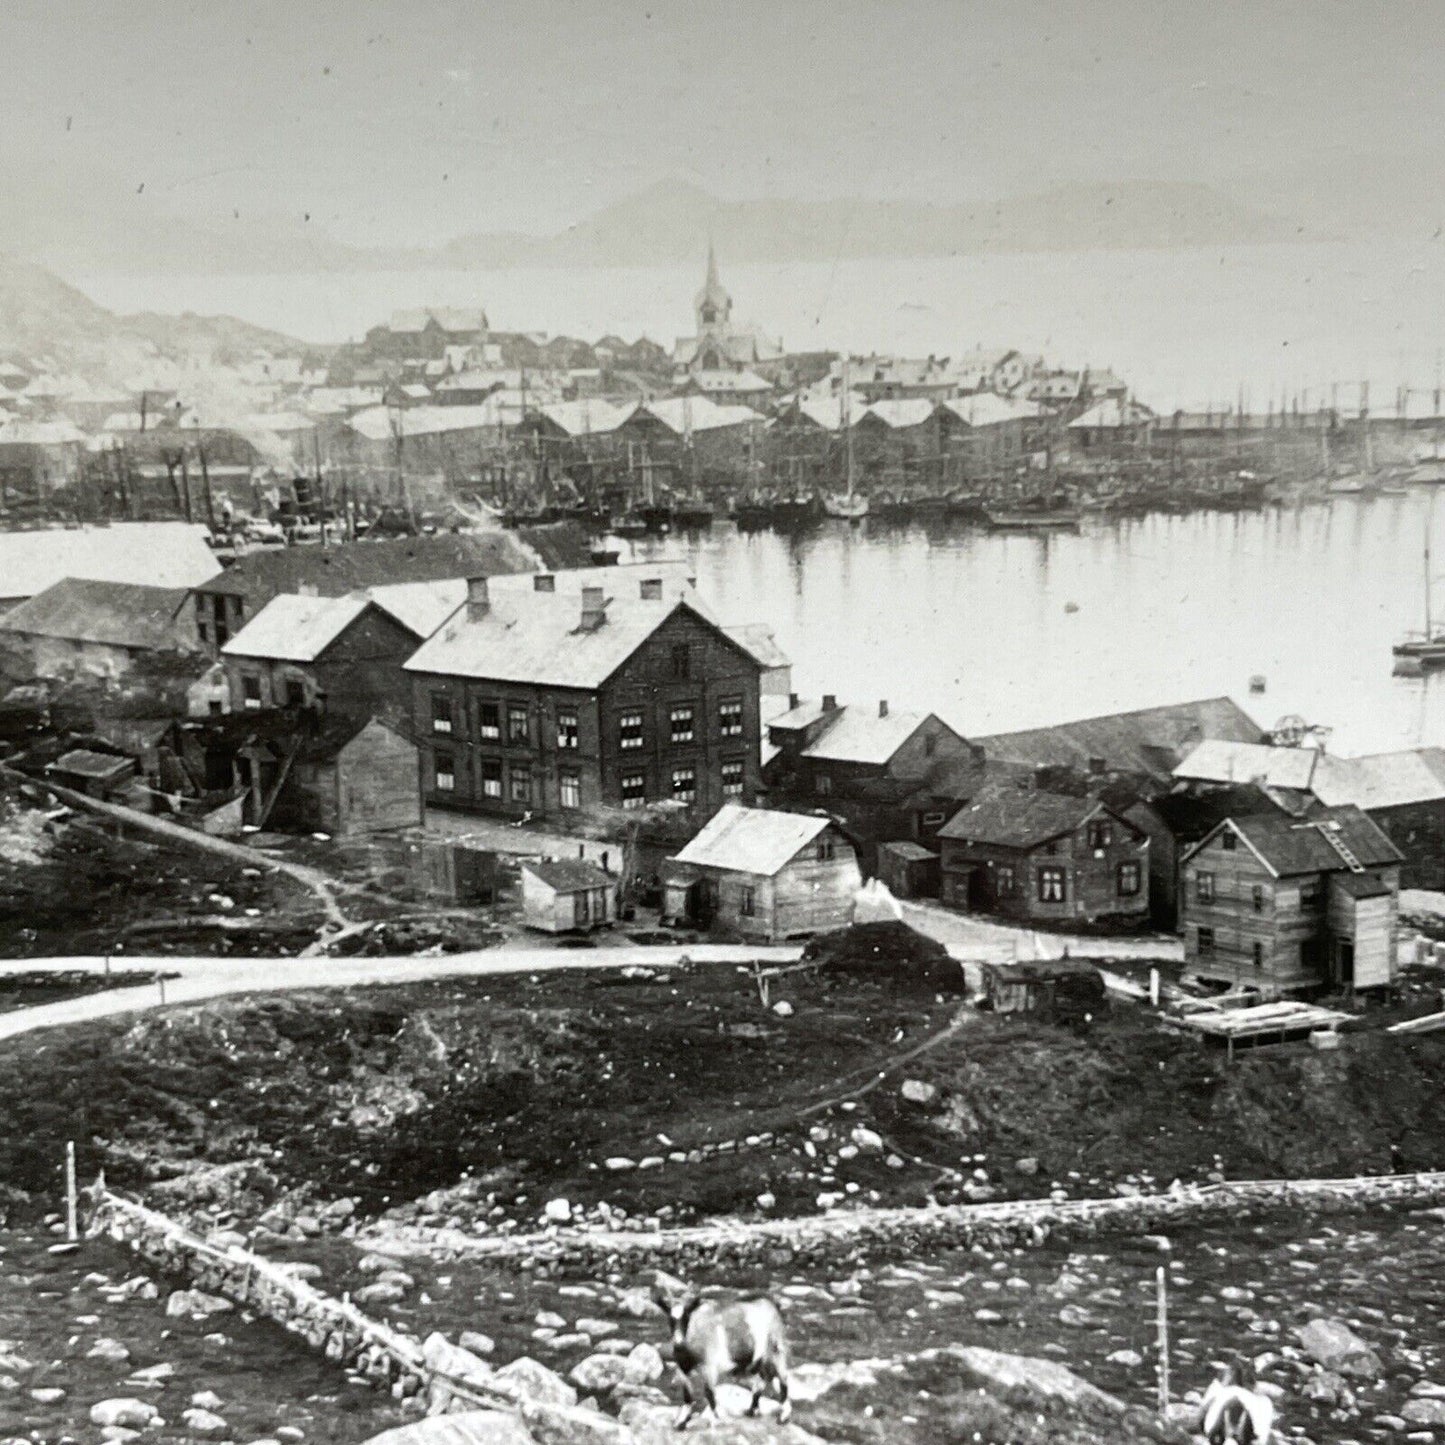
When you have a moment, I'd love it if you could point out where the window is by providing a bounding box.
[241,674,262,710]
[574,890,591,925]
[817,836,836,862]
[621,772,646,809]
[1221,831,1238,852]
[1196,871,1215,904]
[556,708,579,750]
[559,768,580,809]
[671,765,696,803]
[434,754,455,793]
[198,620,211,645]
[922,811,947,828]
[619,710,644,750]
[1042,840,1059,857]
[430,694,452,734]
[1198,926,1216,957]
[1252,942,1265,969]
[508,704,529,744]
[284,678,306,708]
[718,696,744,737]
[481,758,502,799]
[996,863,1017,897]
[1038,866,1067,903]
[478,701,501,740]
[640,578,663,600]
[815,774,832,796]
[670,644,690,679]
[925,732,938,758]
[1087,819,1113,850]
[721,758,745,797]
[532,573,555,592]
[1300,879,1323,907]
[510,763,531,803]
[1117,861,1141,897]
[1252,884,1266,913]
[740,886,756,917]
[669,704,694,744]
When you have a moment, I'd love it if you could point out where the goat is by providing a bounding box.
[1200,1357,1274,1445]
[652,1281,791,1430]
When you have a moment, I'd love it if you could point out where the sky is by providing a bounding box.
[1,0,1441,248]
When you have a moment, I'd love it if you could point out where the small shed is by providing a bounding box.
[520,858,618,933]
[46,747,137,798]
[281,716,423,837]
[980,959,1106,1019]
[876,840,940,899]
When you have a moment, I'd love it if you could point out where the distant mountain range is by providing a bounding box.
[2,176,1320,279]
[0,254,308,367]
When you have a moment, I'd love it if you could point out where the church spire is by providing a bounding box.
[694,239,731,335]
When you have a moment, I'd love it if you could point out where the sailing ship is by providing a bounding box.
[1393,497,1445,667]
[822,360,870,521]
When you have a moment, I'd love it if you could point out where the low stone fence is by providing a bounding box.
[381,1169,1445,1274]
[87,1190,508,1415]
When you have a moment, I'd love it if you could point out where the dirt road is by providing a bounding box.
[0,943,801,1041]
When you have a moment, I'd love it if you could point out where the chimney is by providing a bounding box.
[788,692,800,711]
[580,585,606,631]
[879,700,889,718]
[822,693,839,712]
[466,576,489,621]
[297,582,319,598]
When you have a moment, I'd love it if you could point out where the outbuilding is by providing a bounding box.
[520,858,618,934]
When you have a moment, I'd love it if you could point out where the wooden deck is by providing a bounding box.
[1171,998,1353,1057]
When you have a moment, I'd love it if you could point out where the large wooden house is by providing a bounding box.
[1178,806,1403,996]
[937,785,1150,924]
[663,803,861,941]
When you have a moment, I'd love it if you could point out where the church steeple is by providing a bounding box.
[694,240,732,335]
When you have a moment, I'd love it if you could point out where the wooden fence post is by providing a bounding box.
[1155,1264,1170,1411]
[65,1141,78,1242]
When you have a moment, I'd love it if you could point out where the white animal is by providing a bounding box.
[1200,1359,1275,1445]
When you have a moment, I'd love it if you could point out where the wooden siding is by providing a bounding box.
[520,871,616,933]
[282,720,421,836]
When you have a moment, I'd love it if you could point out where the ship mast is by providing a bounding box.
[842,356,854,501]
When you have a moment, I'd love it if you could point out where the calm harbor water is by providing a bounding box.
[622,493,1435,758]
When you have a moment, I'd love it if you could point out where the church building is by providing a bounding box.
[672,245,786,381]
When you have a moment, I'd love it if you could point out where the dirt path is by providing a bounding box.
[0,943,803,1040]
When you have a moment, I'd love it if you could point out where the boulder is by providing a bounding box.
[90,1399,159,1429]
[460,1332,497,1358]
[1295,1318,1384,1379]
[98,1428,141,1443]
[356,1281,408,1305]
[575,1318,619,1339]
[182,1408,230,1436]
[489,1357,578,1410]
[29,1387,65,1404]
[423,1333,496,1413]
[1107,1349,1144,1367]
[570,1355,630,1395]
[359,1411,536,1445]
[1303,1370,1353,1408]
[900,1078,938,1105]
[1014,1157,1040,1176]
[165,1289,233,1319]
[518,1399,633,1445]
[543,1199,572,1224]
[86,1338,132,1365]
[940,1346,1126,1414]
[1403,1398,1445,1427]
[191,1392,225,1411]
[623,1344,665,1385]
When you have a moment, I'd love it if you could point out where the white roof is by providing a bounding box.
[365,579,468,638]
[537,400,634,437]
[1069,398,1153,429]
[240,411,314,434]
[639,397,764,434]
[801,706,932,765]
[1174,740,1337,793]
[346,403,506,442]
[1310,748,1445,810]
[0,418,85,446]
[405,591,727,690]
[0,522,220,602]
[222,593,373,663]
[859,399,936,429]
[688,369,772,393]
[941,393,1045,427]
[672,804,832,877]
[795,397,849,431]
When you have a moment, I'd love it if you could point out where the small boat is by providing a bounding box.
[822,491,869,521]
[609,512,649,537]
[769,494,822,528]
[672,498,715,529]
[732,498,771,529]
[985,507,1082,531]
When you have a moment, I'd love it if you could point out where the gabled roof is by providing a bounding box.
[634,397,764,435]
[0,522,220,602]
[387,307,488,334]
[1199,806,1403,877]
[347,403,505,442]
[979,697,1265,782]
[535,400,633,437]
[686,369,772,394]
[1133,784,1282,840]
[938,786,1109,848]
[0,418,85,446]
[221,593,381,663]
[363,579,467,639]
[403,592,753,690]
[1069,398,1154,429]
[1173,740,1340,793]
[722,622,790,671]
[523,858,614,892]
[1310,747,1445,811]
[857,399,936,430]
[801,706,940,766]
[672,804,832,877]
[0,577,194,652]
[940,393,1045,427]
